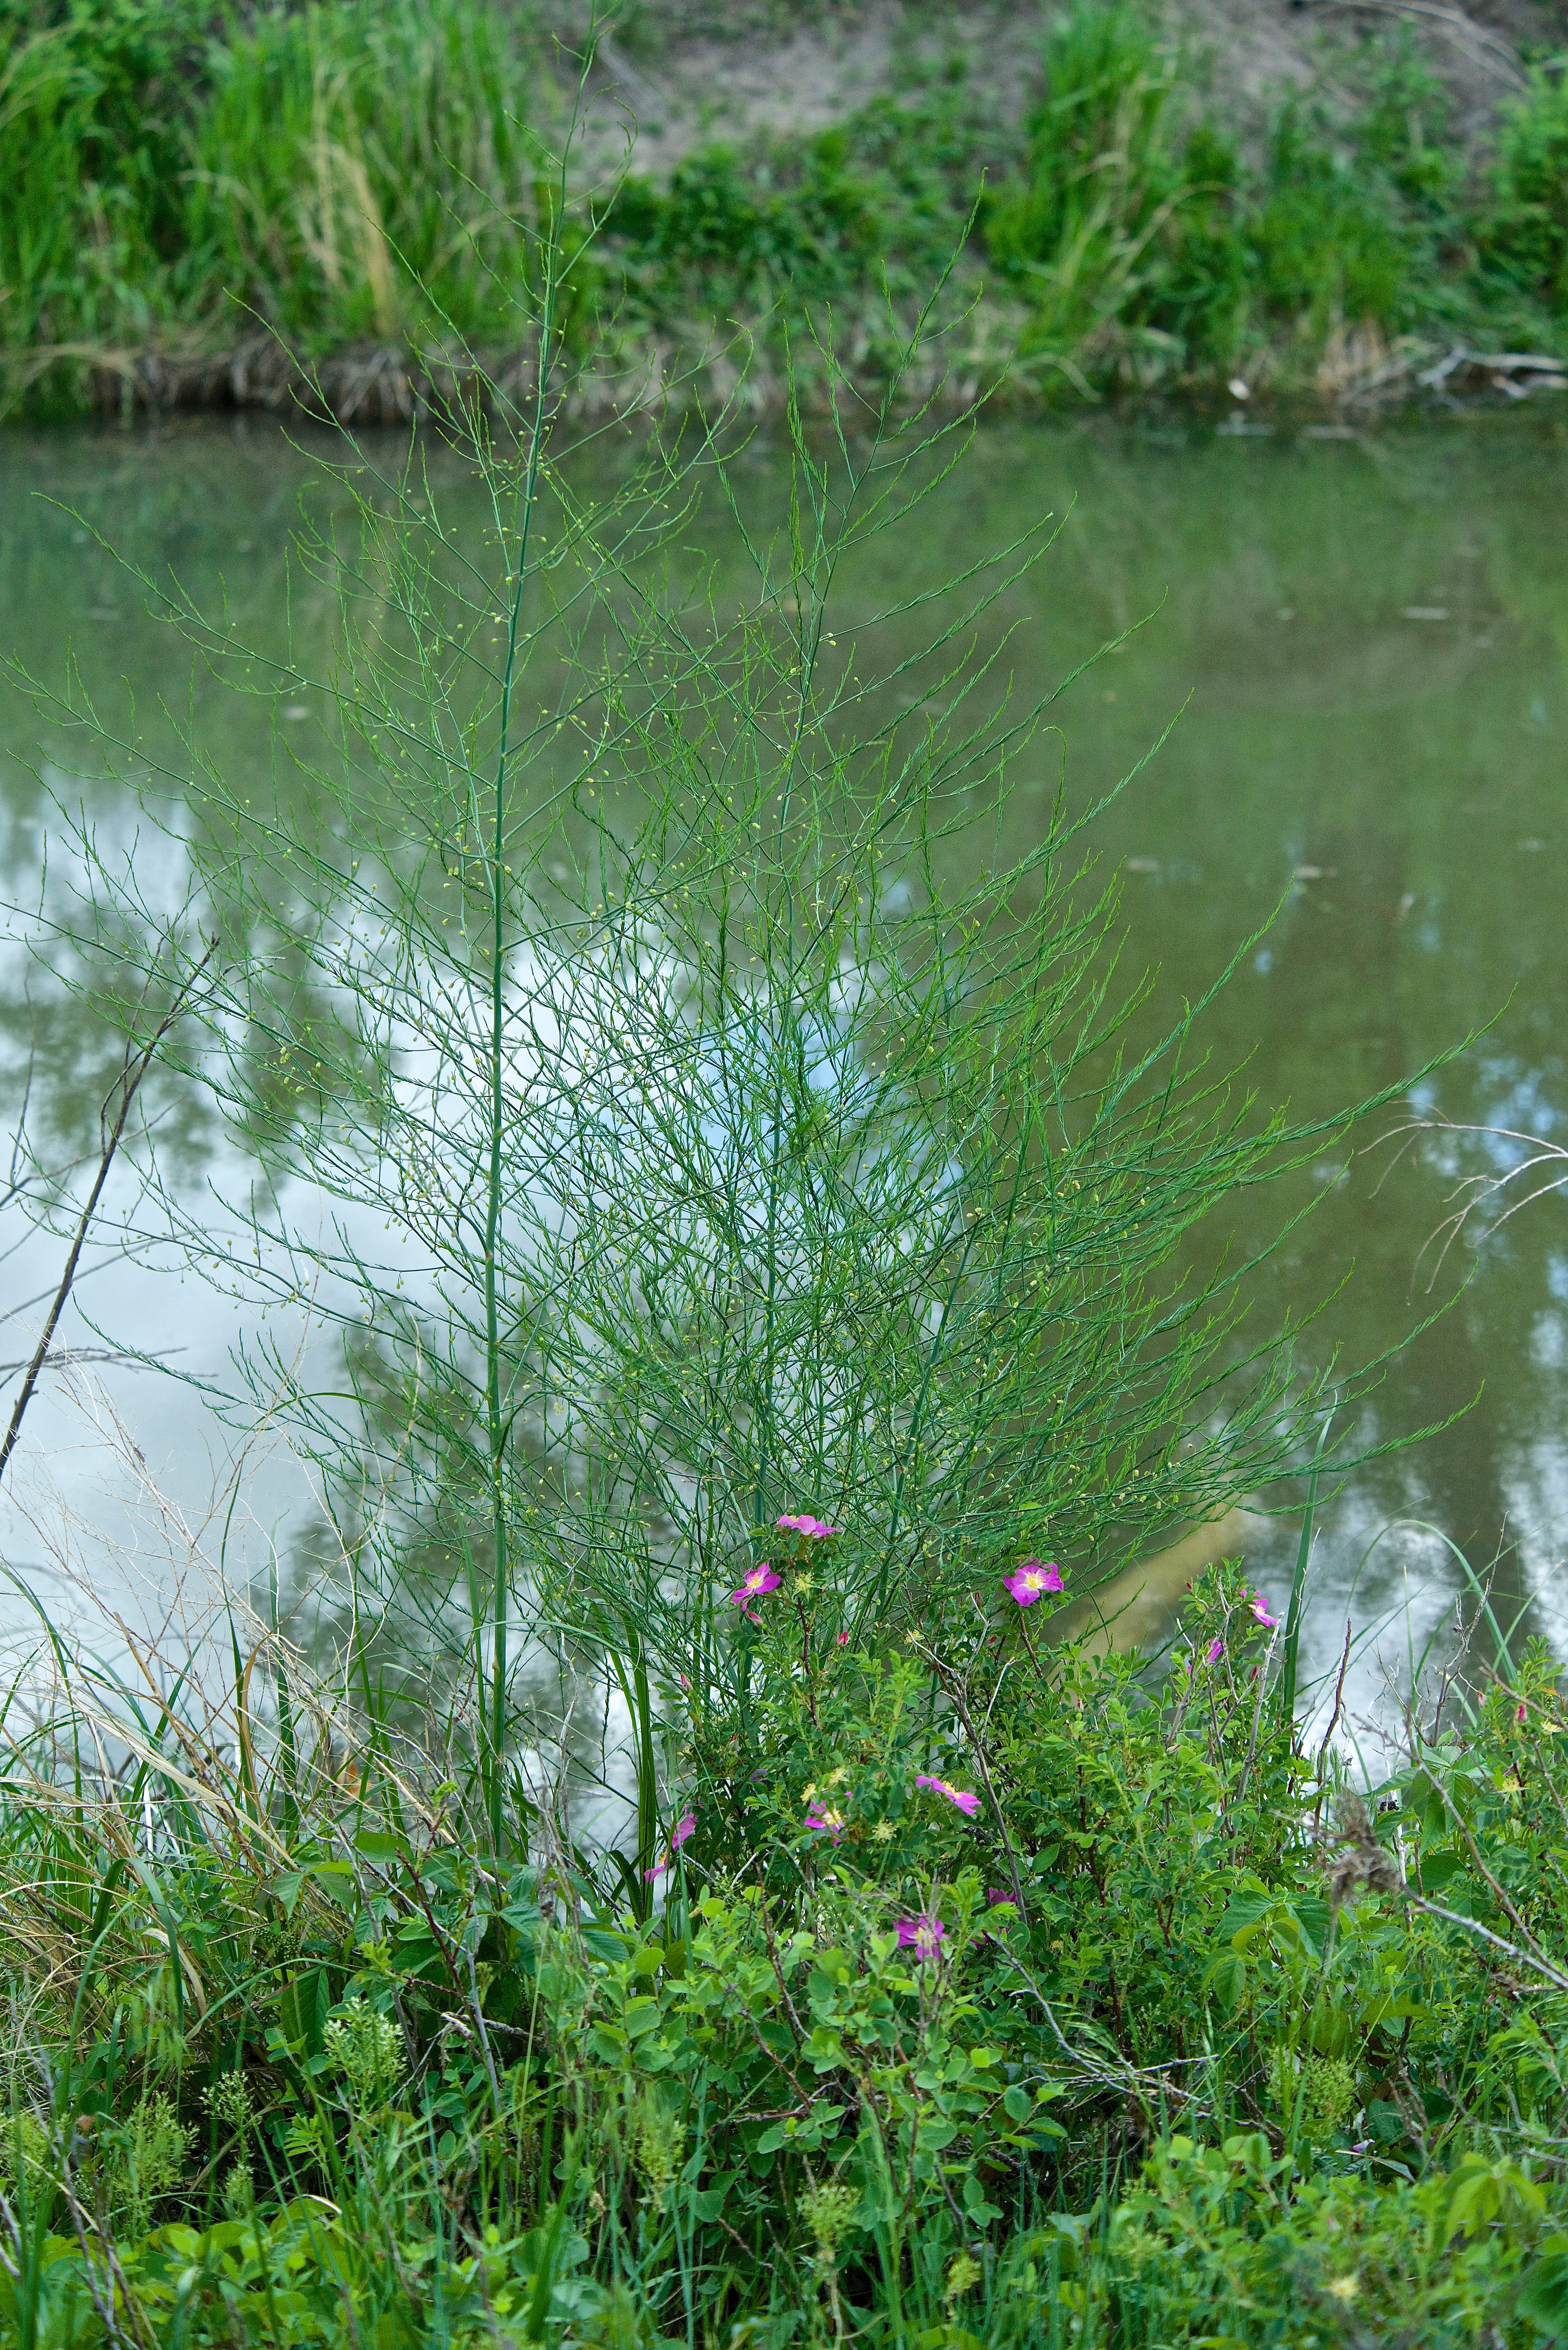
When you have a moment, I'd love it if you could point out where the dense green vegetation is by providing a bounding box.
[4,0,1568,414]
[7,1575,1568,2346]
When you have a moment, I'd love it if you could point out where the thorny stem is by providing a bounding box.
[1311,1619,1354,1833]
[464,1947,505,2124]
[794,1591,817,1723]
[915,1642,1028,1919]
[1015,1606,1049,1686]
[1400,1889,1568,1996]
[1232,1624,1281,1811]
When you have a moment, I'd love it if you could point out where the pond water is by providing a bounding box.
[4,405,1568,1733]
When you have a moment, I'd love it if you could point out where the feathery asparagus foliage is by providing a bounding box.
[16,149,1442,1883]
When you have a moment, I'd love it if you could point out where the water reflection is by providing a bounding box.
[4,406,1568,1727]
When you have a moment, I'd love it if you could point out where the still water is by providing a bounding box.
[3,406,1567,1730]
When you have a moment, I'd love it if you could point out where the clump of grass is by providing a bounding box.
[982,5,1501,394]
[182,0,551,349]
[983,0,1227,386]
[1475,57,1568,327]
[0,0,211,407]
[0,0,563,413]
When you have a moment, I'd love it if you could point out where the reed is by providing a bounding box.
[182,0,548,349]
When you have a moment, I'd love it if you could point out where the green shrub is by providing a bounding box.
[2,1588,1566,2344]
[1091,2136,1548,2346]
[612,137,883,299]
[1248,103,1414,333]
[1250,37,1457,340]
[1480,58,1568,314]
[604,77,992,319]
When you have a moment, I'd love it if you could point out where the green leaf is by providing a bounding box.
[353,1829,405,1862]
[311,1863,359,1911]
[1218,1893,1276,1952]
[1517,2239,1568,2329]
[807,2026,846,2073]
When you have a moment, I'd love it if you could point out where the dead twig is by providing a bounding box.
[1312,1620,1354,1832]
[1328,1791,1568,1995]
[1319,3,1525,90]
[0,938,218,1486]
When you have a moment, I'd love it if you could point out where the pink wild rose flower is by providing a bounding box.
[1249,1591,1279,1628]
[777,1513,840,1541]
[804,1803,845,1841]
[1004,1559,1065,1607]
[915,1773,980,1817]
[643,1809,697,1881]
[728,1562,781,1608]
[1206,1637,1225,1666]
[894,1913,947,1961]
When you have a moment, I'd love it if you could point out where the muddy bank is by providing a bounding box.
[57,320,1568,430]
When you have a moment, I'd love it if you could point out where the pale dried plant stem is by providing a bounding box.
[0,939,217,1486]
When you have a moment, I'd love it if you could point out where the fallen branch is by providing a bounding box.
[1419,346,1568,395]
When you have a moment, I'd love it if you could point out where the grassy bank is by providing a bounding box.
[4,0,1568,419]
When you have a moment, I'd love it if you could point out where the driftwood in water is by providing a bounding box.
[1420,345,1568,398]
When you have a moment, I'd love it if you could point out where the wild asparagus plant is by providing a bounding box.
[13,124,1430,1895]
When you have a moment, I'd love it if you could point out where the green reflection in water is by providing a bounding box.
[4,406,1568,1689]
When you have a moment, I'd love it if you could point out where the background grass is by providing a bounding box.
[2,0,1568,414]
